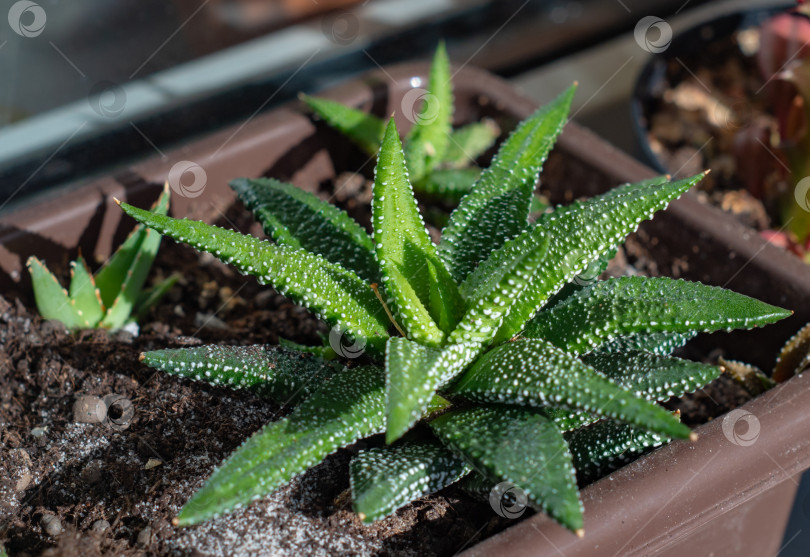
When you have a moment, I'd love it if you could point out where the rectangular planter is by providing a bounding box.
[2,61,809,556]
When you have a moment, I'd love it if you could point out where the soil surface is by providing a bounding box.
[1,156,753,557]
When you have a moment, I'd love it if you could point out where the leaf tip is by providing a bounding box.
[171,517,180,527]
[112,197,122,206]
[138,352,146,362]
[575,528,585,539]
[357,512,366,522]
[689,431,699,442]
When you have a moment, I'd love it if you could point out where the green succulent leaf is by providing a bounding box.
[140,344,340,403]
[176,365,386,526]
[450,338,691,439]
[26,256,83,329]
[420,167,481,202]
[566,419,668,484]
[96,185,170,309]
[135,273,180,322]
[523,276,792,354]
[301,94,385,156]
[350,438,470,522]
[117,201,390,355]
[438,84,575,283]
[100,226,163,329]
[404,42,453,184]
[385,337,479,443]
[582,350,722,402]
[442,120,499,168]
[449,229,550,346]
[372,118,449,346]
[426,257,465,333]
[430,406,583,533]
[592,331,696,356]
[719,357,776,396]
[68,255,104,327]
[231,177,380,283]
[493,174,708,344]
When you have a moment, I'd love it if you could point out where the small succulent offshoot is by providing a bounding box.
[27,184,176,331]
[301,42,501,203]
[118,76,790,535]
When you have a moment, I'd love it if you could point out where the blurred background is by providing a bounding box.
[1,0,807,553]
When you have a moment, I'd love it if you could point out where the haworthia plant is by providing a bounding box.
[27,184,176,331]
[117,45,791,535]
[302,42,500,202]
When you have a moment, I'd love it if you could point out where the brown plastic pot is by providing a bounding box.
[2,61,809,556]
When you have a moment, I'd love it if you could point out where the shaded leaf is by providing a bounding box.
[450,338,691,439]
[582,350,721,402]
[592,331,696,356]
[430,406,583,533]
[523,276,792,354]
[442,120,499,168]
[231,177,379,283]
[351,439,470,522]
[565,419,668,484]
[420,167,480,202]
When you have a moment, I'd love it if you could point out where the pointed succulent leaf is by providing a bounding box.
[278,337,337,360]
[404,42,453,183]
[68,255,104,327]
[26,257,83,329]
[176,365,386,525]
[385,337,479,443]
[523,276,792,355]
[372,118,446,346]
[592,331,696,356]
[420,167,480,202]
[773,322,810,382]
[230,177,380,283]
[542,350,717,433]
[449,229,550,346]
[430,406,583,533]
[441,120,500,168]
[582,350,722,402]
[117,201,390,355]
[494,174,706,344]
[100,226,163,329]
[350,439,470,522]
[96,185,170,308]
[301,94,385,155]
[450,338,691,439]
[140,344,340,403]
[439,85,576,283]
[719,357,776,396]
[135,273,179,322]
[565,419,668,484]
[426,258,465,334]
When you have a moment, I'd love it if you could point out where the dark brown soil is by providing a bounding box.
[0,152,755,556]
